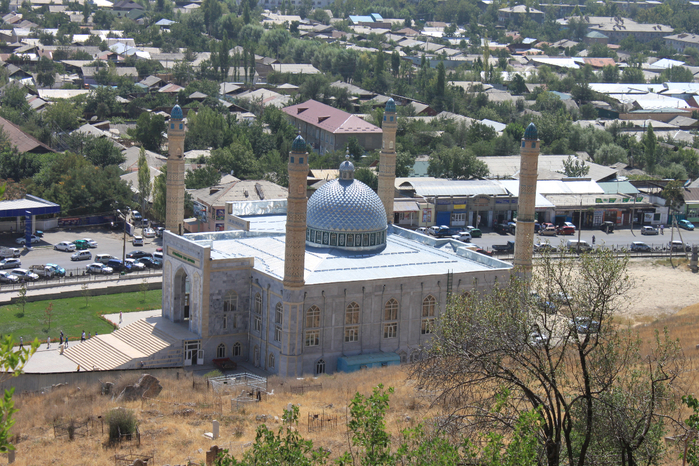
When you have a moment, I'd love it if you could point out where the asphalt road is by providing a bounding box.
[0,226,163,274]
[450,226,699,251]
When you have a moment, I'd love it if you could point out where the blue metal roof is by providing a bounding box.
[524,122,538,140]
[171,104,183,120]
[291,134,306,152]
[306,178,387,232]
[0,195,60,217]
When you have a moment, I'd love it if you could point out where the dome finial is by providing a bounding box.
[339,148,355,180]
[345,146,350,160]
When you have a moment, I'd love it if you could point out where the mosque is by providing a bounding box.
[156,99,515,377]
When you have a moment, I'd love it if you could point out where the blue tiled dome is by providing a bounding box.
[171,104,183,120]
[385,98,396,113]
[524,122,538,140]
[306,177,387,251]
[291,134,306,152]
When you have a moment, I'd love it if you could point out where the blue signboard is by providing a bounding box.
[25,211,32,247]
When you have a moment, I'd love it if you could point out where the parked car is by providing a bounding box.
[679,219,695,231]
[0,247,20,259]
[156,226,165,237]
[96,254,117,264]
[494,223,511,235]
[153,251,163,261]
[507,221,517,234]
[72,239,89,250]
[529,327,550,347]
[15,235,40,245]
[557,223,575,235]
[534,242,557,253]
[641,226,658,236]
[0,271,19,284]
[451,231,472,242]
[534,223,541,233]
[81,238,98,248]
[630,242,652,252]
[125,258,146,271]
[0,258,21,269]
[601,221,615,233]
[132,211,142,221]
[28,265,55,279]
[107,259,130,273]
[10,268,39,282]
[138,257,162,269]
[86,263,113,274]
[492,241,515,254]
[415,227,428,235]
[132,236,144,246]
[45,263,65,277]
[541,223,557,236]
[427,225,451,237]
[54,241,76,252]
[127,250,152,260]
[71,250,92,261]
[465,226,482,238]
[569,317,600,334]
[670,241,691,252]
[143,227,156,238]
[567,240,592,252]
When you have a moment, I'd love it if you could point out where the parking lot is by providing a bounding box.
[0,226,163,277]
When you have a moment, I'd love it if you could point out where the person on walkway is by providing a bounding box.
[46,336,50,349]
[660,224,664,235]
[64,337,68,349]
[19,336,23,350]
[119,312,123,324]
[81,331,85,342]
[592,235,596,245]
[87,332,91,339]
[59,331,63,346]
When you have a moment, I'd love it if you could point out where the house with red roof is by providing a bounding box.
[282,100,383,155]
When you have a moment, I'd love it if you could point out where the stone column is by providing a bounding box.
[514,123,540,281]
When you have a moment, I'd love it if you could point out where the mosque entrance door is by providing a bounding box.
[173,269,191,323]
[185,340,202,366]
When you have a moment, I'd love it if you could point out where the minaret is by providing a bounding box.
[514,122,540,281]
[283,134,309,290]
[166,105,186,235]
[378,98,397,224]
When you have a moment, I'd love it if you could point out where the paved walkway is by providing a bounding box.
[104,309,161,328]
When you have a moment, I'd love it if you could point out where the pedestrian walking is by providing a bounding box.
[87,332,91,339]
[59,331,63,346]
[64,337,68,349]
[660,224,664,235]
[46,336,50,349]
[19,336,23,350]
[119,311,123,324]
[81,330,85,342]
[592,235,596,245]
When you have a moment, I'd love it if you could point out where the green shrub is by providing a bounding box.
[105,408,137,441]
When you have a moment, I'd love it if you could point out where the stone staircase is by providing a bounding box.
[63,319,184,371]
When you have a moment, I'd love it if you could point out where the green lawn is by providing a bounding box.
[0,290,162,345]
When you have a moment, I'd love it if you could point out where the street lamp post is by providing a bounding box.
[116,210,127,265]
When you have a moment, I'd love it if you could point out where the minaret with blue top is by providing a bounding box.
[378,98,397,224]
[166,104,186,235]
[514,122,540,280]
[283,134,309,291]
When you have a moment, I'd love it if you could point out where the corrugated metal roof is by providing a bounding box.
[477,155,617,182]
[398,178,507,196]
[597,181,640,195]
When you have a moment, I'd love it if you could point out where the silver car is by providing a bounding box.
[10,268,39,282]
[0,258,21,269]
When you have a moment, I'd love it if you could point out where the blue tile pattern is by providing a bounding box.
[171,104,183,120]
[291,134,306,152]
[307,179,387,232]
[385,98,396,113]
[524,122,537,140]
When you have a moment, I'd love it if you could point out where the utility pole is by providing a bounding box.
[576,197,582,253]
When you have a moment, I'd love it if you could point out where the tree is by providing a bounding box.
[83,137,124,168]
[185,165,222,189]
[509,73,527,94]
[562,155,589,177]
[0,335,38,453]
[427,147,489,179]
[594,143,628,166]
[152,166,167,222]
[347,137,364,161]
[44,302,53,331]
[642,123,658,170]
[16,283,27,316]
[621,66,645,84]
[413,249,685,466]
[601,64,620,83]
[132,112,166,152]
[209,143,263,180]
[354,168,378,192]
[137,148,152,216]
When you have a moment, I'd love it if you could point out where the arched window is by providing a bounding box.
[422,295,436,335]
[254,293,262,314]
[345,302,360,342]
[268,353,275,369]
[305,306,321,347]
[306,305,321,328]
[223,290,237,312]
[217,343,226,358]
[316,359,326,375]
[232,342,241,357]
[422,295,436,317]
[384,298,398,320]
[275,303,283,324]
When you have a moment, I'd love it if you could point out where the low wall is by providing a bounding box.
[2,366,190,395]
[8,278,163,304]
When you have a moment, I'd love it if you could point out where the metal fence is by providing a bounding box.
[0,269,162,292]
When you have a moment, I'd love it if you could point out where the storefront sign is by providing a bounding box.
[453,204,466,210]
[473,197,489,207]
[422,209,432,223]
[168,247,201,268]
[595,197,643,204]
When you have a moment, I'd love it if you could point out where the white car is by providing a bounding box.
[81,238,98,248]
[641,226,658,236]
[451,231,472,242]
[10,268,39,282]
[0,271,19,283]
[143,228,156,238]
[125,258,146,271]
[54,241,76,252]
[133,236,144,246]
[0,258,21,269]
[86,263,113,274]
[15,235,40,245]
